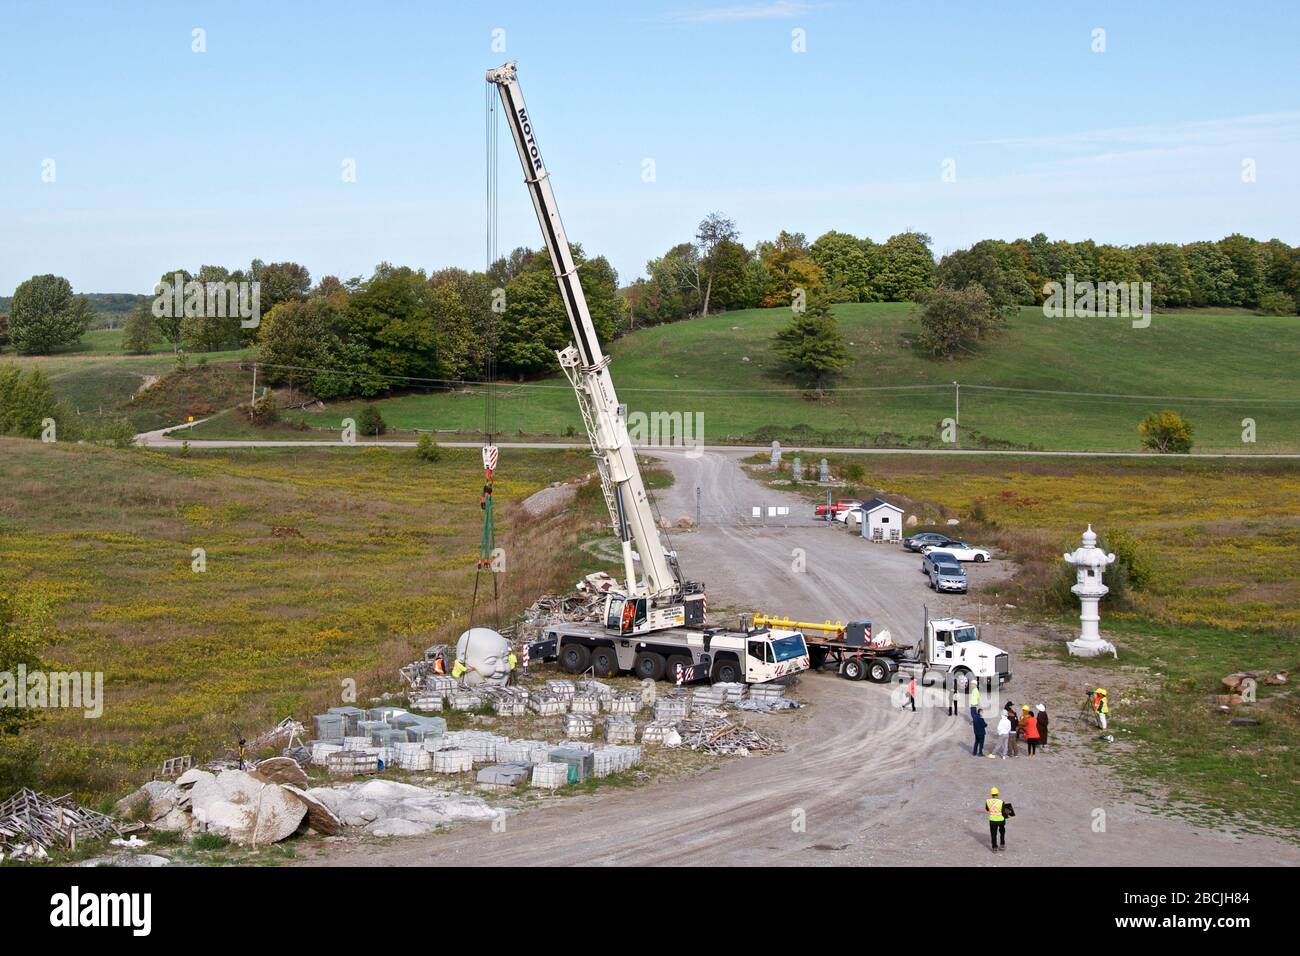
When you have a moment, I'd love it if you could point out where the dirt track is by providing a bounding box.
[307,451,1298,867]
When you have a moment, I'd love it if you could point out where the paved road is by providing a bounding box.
[135,424,1300,459]
[307,450,1298,867]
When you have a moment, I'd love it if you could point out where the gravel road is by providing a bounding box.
[307,450,1298,866]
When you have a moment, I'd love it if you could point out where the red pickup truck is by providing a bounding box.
[814,499,863,518]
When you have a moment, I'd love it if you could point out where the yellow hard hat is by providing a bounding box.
[1096,688,1107,695]
[990,787,999,796]
[1021,704,1030,710]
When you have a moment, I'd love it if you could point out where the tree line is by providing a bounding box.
[2,221,1295,403]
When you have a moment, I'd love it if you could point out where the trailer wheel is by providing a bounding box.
[711,656,741,684]
[868,660,891,683]
[841,658,865,681]
[590,645,618,677]
[634,651,666,681]
[665,655,692,684]
[560,642,590,674]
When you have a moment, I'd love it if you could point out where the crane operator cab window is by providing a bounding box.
[748,640,773,664]
[607,597,647,634]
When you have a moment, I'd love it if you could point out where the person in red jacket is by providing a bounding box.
[1023,709,1040,756]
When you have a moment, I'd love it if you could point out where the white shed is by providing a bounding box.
[859,497,904,543]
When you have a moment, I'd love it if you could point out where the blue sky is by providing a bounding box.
[2,0,1298,295]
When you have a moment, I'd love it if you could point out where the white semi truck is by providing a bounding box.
[754,608,1011,690]
[486,62,809,685]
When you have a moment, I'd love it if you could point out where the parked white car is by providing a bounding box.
[921,541,991,563]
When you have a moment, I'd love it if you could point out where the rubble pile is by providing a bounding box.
[677,717,783,756]
[0,789,120,861]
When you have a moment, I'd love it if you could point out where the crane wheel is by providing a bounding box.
[711,656,741,684]
[560,643,590,674]
[634,651,666,681]
[590,646,617,677]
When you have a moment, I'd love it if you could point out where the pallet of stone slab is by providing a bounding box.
[602,716,638,743]
[393,743,433,771]
[495,739,549,765]
[548,747,595,783]
[576,679,614,705]
[430,748,473,774]
[608,692,641,715]
[562,714,594,739]
[312,713,347,739]
[528,692,567,716]
[407,693,445,712]
[400,659,435,688]
[593,745,643,777]
[653,697,690,721]
[371,727,408,747]
[639,722,680,747]
[493,695,527,717]
[449,691,485,711]
[327,705,367,732]
[570,693,602,715]
[545,679,576,702]
[326,751,380,776]
[311,742,344,766]
[476,763,531,792]
[0,788,120,853]
[529,761,570,790]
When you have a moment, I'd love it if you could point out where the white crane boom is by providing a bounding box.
[485,62,680,605]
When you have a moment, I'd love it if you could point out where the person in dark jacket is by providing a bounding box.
[1004,703,1019,756]
[971,711,987,756]
[1036,704,1049,750]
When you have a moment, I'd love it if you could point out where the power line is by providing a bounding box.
[247,361,1300,406]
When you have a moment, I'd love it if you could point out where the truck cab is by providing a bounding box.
[744,628,811,683]
[923,617,1011,689]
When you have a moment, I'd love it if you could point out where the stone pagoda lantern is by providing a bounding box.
[1064,525,1118,658]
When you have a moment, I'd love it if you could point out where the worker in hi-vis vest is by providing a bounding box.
[451,659,468,682]
[1093,688,1109,730]
[969,682,981,718]
[985,787,1006,852]
[506,648,519,684]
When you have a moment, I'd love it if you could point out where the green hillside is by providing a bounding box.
[191,303,1300,453]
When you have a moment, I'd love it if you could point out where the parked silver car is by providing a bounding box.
[922,551,967,593]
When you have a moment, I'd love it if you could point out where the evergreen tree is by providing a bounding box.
[770,295,851,394]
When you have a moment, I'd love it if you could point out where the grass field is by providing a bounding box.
[1,333,254,431]
[0,438,598,799]
[765,453,1300,830]
[185,304,1300,452]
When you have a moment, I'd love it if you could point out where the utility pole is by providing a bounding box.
[251,363,258,405]
[953,381,960,445]
[695,486,701,527]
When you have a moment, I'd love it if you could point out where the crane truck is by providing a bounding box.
[753,607,1012,691]
[486,62,810,686]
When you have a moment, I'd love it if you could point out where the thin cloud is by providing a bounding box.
[974,112,1300,153]
[664,1,817,24]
